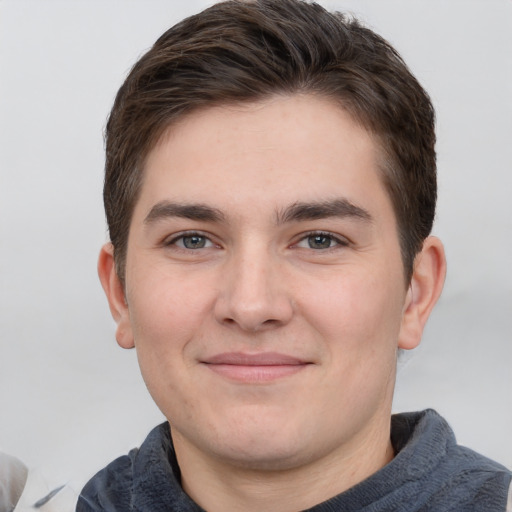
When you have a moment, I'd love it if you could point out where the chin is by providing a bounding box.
[214,437,311,472]
[200,413,317,471]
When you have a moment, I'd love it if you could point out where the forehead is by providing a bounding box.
[136,94,392,222]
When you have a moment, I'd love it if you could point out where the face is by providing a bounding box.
[112,95,418,470]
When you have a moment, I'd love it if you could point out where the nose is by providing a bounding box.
[214,246,294,332]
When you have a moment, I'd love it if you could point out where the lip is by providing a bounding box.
[201,352,311,383]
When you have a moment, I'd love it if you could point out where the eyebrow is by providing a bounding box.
[276,198,373,225]
[144,201,225,225]
[144,198,372,226]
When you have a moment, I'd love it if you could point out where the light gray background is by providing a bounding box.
[1,0,511,495]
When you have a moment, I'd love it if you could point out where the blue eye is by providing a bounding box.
[295,232,347,250]
[308,234,335,249]
[181,235,208,249]
[168,233,213,249]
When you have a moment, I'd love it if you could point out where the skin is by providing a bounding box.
[99,94,446,512]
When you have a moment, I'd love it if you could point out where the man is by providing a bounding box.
[77,1,512,510]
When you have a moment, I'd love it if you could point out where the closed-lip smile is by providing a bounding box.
[201,352,311,383]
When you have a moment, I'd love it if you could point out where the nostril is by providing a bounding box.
[220,315,283,332]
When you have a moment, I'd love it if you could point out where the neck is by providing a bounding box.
[172,415,395,512]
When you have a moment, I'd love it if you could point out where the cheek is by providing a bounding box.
[309,271,405,414]
[307,269,406,355]
[126,277,210,421]
[125,270,215,378]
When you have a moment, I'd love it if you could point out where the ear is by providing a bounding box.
[97,243,135,349]
[398,236,446,350]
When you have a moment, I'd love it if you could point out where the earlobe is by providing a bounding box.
[398,236,446,350]
[97,243,135,349]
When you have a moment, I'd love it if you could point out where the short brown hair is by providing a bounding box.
[104,0,436,285]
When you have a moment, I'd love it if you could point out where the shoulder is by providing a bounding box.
[392,409,512,511]
[443,442,512,511]
[76,449,137,511]
[76,423,171,512]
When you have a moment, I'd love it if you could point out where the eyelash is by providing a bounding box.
[163,230,348,252]
[163,231,217,250]
[293,231,350,251]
